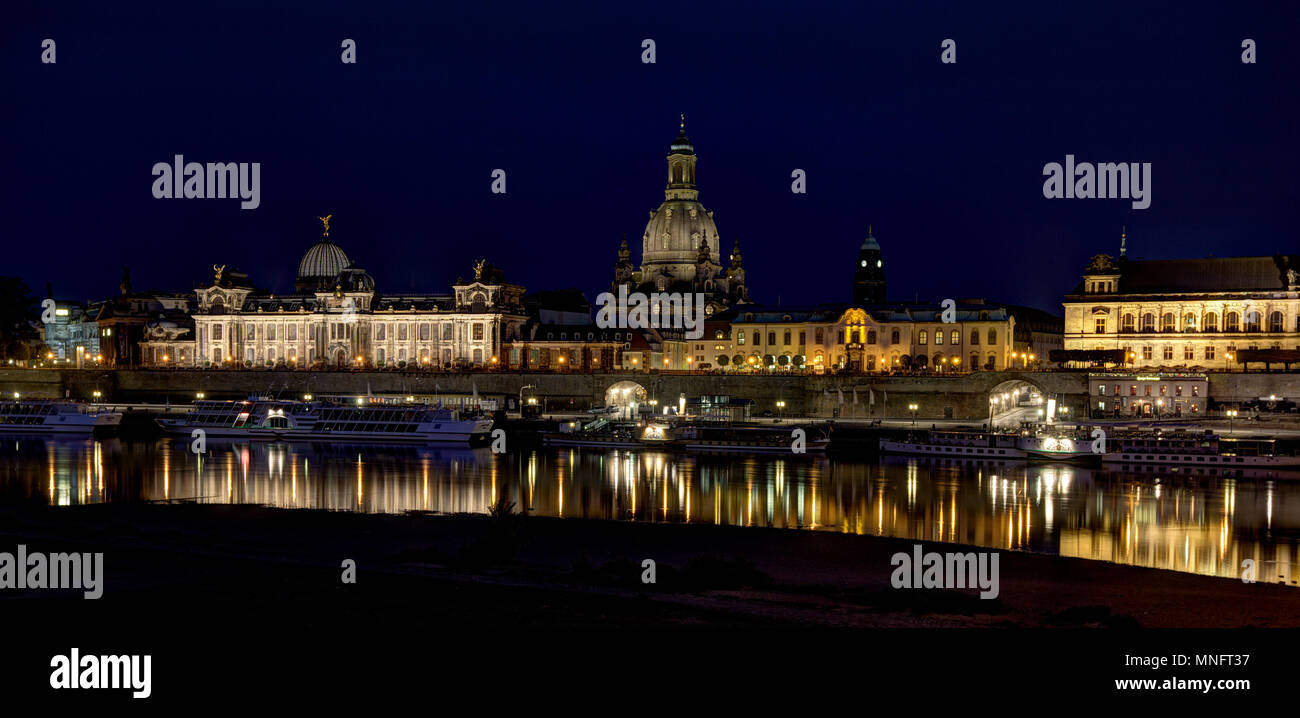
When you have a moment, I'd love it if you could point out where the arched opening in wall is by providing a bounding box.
[604,381,648,419]
[986,379,1047,428]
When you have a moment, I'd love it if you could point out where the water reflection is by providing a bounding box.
[1,436,1297,585]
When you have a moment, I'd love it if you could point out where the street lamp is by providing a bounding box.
[776,400,786,418]
[908,402,919,426]
[1226,408,1238,434]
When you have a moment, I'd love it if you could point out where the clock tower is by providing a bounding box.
[852,226,886,305]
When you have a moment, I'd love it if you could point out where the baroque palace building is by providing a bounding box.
[1063,232,1300,370]
[140,219,528,369]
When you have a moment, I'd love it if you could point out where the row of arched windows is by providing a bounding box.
[918,329,998,345]
[1116,310,1286,333]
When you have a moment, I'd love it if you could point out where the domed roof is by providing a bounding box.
[297,238,351,281]
[861,227,880,251]
[641,200,721,276]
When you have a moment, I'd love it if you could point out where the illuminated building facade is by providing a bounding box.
[725,303,1015,373]
[1063,235,1300,370]
[140,226,528,368]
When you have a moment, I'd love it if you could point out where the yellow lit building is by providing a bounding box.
[1063,240,1300,370]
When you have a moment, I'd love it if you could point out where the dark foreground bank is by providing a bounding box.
[0,503,1292,705]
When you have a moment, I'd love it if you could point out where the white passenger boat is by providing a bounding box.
[1015,432,1100,462]
[158,398,492,443]
[879,429,1026,459]
[0,400,122,434]
[881,426,1102,463]
[1102,430,1300,473]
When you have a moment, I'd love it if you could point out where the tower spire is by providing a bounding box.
[1120,225,1127,257]
[665,116,698,200]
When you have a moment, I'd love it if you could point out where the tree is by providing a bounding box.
[0,277,40,360]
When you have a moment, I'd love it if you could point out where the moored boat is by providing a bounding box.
[0,400,122,434]
[542,420,830,453]
[157,398,492,443]
[1101,429,1300,474]
[879,429,1025,459]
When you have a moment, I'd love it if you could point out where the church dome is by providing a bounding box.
[641,200,721,282]
[297,238,351,282]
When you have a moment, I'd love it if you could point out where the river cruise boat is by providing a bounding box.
[1015,429,1101,463]
[0,400,122,434]
[880,426,1101,463]
[672,423,831,453]
[880,429,1025,459]
[158,398,492,443]
[1101,429,1300,474]
[543,420,830,453]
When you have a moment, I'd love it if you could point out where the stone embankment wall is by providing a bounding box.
[2,368,1293,420]
[0,368,1086,419]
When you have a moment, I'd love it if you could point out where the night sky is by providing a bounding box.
[3,0,1297,314]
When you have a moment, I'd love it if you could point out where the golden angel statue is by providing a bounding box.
[213,264,226,283]
[317,214,332,237]
[474,259,487,281]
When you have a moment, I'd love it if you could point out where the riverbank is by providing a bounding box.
[2,502,1295,629]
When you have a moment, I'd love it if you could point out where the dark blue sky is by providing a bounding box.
[3,0,1297,314]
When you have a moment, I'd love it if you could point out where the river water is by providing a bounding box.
[2,435,1297,585]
